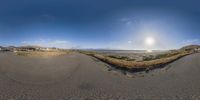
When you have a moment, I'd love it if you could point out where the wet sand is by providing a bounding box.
[0,52,200,100]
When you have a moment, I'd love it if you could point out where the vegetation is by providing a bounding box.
[108,55,135,61]
[142,55,155,61]
[142,51,180,61]
[82,50,192,70]
[16,51,70,57]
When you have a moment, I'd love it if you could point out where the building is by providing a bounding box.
[17,46,38,51]
[0,46,3,51]
[195,48,200,52]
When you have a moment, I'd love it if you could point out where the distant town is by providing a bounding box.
[0,45,67,52]
[1,45,200,52]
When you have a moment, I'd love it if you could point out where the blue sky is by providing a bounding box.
[0,0,200,49]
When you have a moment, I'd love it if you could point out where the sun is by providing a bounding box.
[145,37,155,46]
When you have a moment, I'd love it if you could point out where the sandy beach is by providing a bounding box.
[0,52,200,100]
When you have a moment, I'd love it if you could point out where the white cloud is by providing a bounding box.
[21,39,76,49]
[21,41,27,44]
[121,18,129,22]
[49,40,69,45]
[121,17,137,26]
[126,21,132,25]
[128,40,133,44]
[182,39,199,45]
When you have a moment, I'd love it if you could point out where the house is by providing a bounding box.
[7,46,17,51]
[195,48,200,52]
[37,47,49,51]
[39,47,59,51]
[18,46,38,51]
[0,46,5,51]
[180,45,200,53]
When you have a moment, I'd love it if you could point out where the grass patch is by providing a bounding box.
[17,52,29,56]
[16,51,70,57]
[108,55,135,61]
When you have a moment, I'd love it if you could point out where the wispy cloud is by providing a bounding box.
[21,39,76,49]
[121,17,137,26]
[182,39,199,45]
[40,14,55,20]
[49,40,69,45]
[127,40,133,44]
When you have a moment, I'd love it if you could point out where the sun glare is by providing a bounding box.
[145,37,155,46]
[147,49,152,52]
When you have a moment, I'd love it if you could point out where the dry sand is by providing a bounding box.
[0,52,200,100]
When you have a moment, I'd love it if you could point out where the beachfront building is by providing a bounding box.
[195,48,200,52]
[18,46,50,51]
[17,46,60,52]
[0,46,2,51]
[39,47,60,51]
[18,46,37,51]
[38,47,50,51]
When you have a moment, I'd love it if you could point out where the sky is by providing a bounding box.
[0,0,200,50]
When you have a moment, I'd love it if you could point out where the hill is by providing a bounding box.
[180,45,200,51]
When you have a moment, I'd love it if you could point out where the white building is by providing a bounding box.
[195,48,200,52]
[39,47,50,51]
